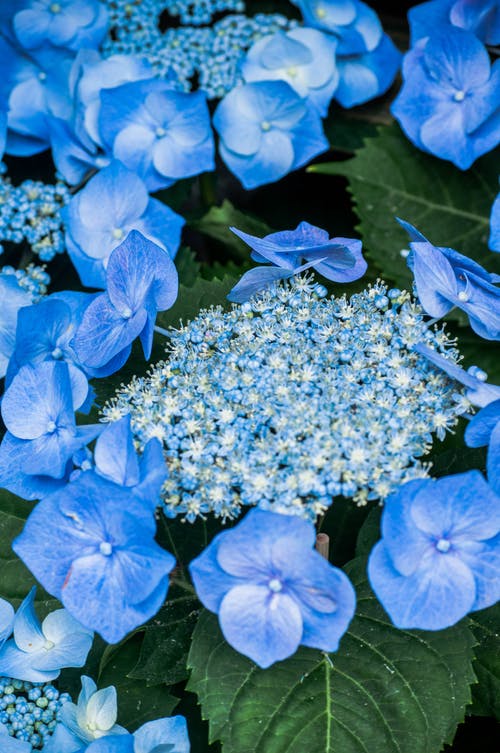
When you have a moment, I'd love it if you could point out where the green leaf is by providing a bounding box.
[175,246,201,288]
[310,125,500,288]
[469,604,500,720]
[155,274,238,332]
[192,200,273,262]
[187,556,476,753]
[98,633,179,730]
[129,589,201,687]
[0,490,57,613]
[355,507,382,557]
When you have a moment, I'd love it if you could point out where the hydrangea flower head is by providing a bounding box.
[228,221,367,301]
[106,277,464,520]
[11,0,108,51]
[368,471,500,629]
[241,28,339,117]
[190,508,356,667]
[409,0,500,46]
[98,79,214,191]
[63,161,184,288]
[0,588,93,683]
[13,472,175,643]
[213,80,328,189]
[392,27,500,169]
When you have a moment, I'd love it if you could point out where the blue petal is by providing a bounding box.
[189,531,244,613]
[72,294,146,369]
[13,587,45,653]
[487,421,500,496]
[94,416,140,487]
[219,584,303,668]
[82,736,135,753]
[134,716,190,753]
[411,242,457,317]
[368,541,476,630]
[0,640,59,683]
[465,399,500,447]
[381,478,433,576]
[106,230,178,315]
[0,598,14,647]
[227,266,295,303]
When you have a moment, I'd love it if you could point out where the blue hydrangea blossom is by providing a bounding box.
[11,0,108,51]
[98,80,214,191]
[63,161,184,288]
[46,676,127,752]
[409,0,500,46]
[13,472,175,643]
[399,219,500,339]
[0,361,102,500]
[392,27,500,169]
[228,221,367,301]
[213,80,328,189]
[190,508,356,668]
[72,230,179,372]
[241,28,339,117]
[368,472,500,629]
[0,588,93,683]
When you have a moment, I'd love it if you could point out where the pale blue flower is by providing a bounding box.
[190,508,356,668]
[368,471,500,629]
[13,472,175,643]
[241,27,339,117]
[213,80,328,189]
[0,361,101,499]
[98,80,214,191]
[0,588,93,683]
[63,161,184,288]
[392,27,500,169]
[399,218,500,339]
[72,231,178,372]
[11,0,108,51]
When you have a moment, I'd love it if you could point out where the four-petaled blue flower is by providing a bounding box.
[13,472,175,644]
[228,221,367,302]
[241,28,339,117]
[409,0,500,47]
[399,219,500,339]
[72,230,178,373]
[368,471,500,629]
[98,79,215,192]
[63,161,184,288]
[189,508,356,668]
[392,27,500,169]
[0,587,93,683]
[11,0,108,52]
[0,361,101,500]
[213,80,328,190]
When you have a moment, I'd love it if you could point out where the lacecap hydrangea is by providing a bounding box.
[105,276,465,521]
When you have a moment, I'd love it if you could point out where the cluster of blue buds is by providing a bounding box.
[0,677,71,749]
[392,0,500,170]
[0,176,70,261]
[106,274,464,521]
